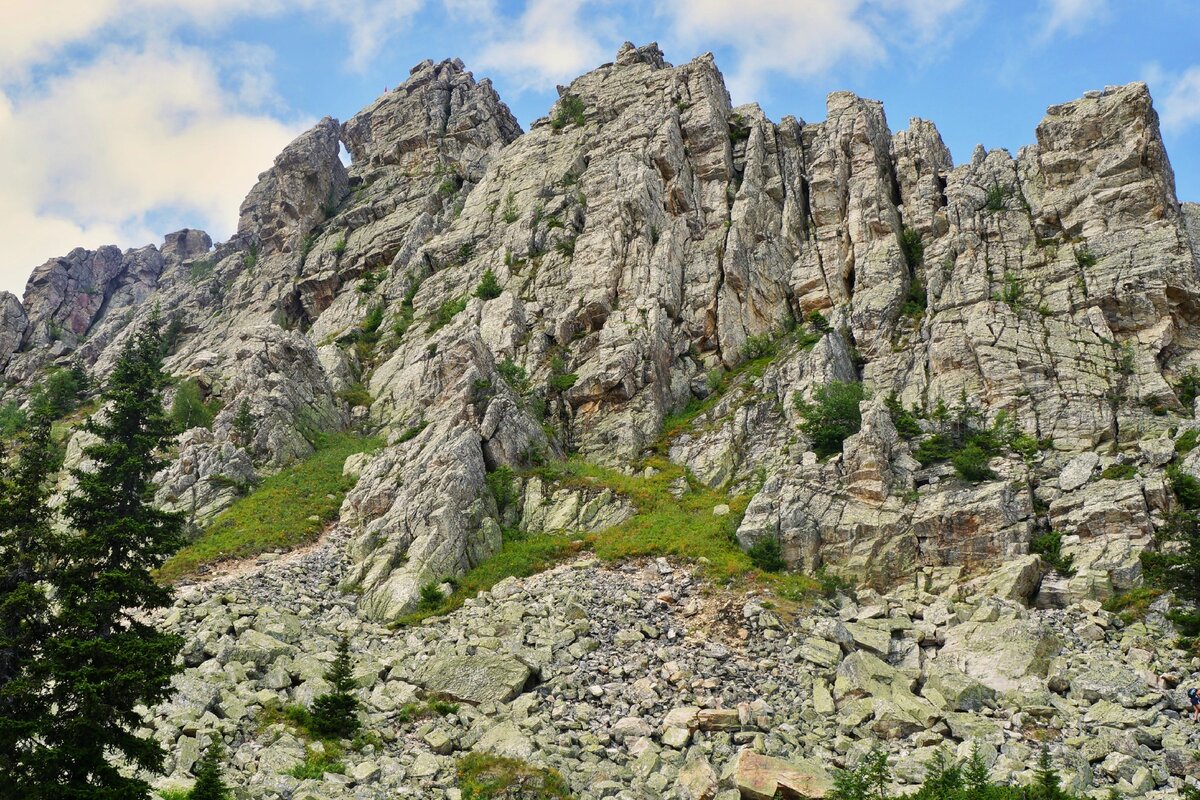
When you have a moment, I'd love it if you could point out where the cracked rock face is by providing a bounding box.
[2,45,1199,624]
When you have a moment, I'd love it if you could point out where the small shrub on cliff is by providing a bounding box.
[747,536,785,573]
[309,637,361,739]
[900,226,924,268]
[1143,510,1200,610]
[428,296,467,334]
[171,378,220,432]
[1030,530,1076,577]
[1100,463,1136,481]
[1169,465,1200,510]
[419,582,445,611]
[550,94,586,130]
[795,381,866,459]
[1177,368,1200,411]
[232,399,255,447]
[984,184,1007,212]
[741,333,776,361]
[885,392,922,439]
[476,268,502,301]
[951,443,996,483]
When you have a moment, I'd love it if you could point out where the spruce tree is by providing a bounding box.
[0,411,58,793]
[962,744,992,797]
[1031,745,1065,800]
[189,741,230,800]
[232,399,255,449]
[309,636,360,739]
[28,319,184,799]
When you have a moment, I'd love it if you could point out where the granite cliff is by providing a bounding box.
[4,43,1200,798]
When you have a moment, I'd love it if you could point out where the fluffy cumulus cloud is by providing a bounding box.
[1155,66,1200,134]
[473,0,609,90]
[1038,0,1109,40]
[0,0,424,294]
[659,0,969,99]
[0,45,304,285]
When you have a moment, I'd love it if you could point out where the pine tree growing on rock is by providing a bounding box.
[27,318,185,799]
[0,411,58,791]
[189,740,231,800]
[309,636,361,739]
[232,399,255,449]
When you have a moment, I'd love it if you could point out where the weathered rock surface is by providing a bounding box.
[5,43,1200,799]
[143,544,1196,799]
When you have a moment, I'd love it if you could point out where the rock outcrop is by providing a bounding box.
[2,47,1198,622]
[6,41,1200,800]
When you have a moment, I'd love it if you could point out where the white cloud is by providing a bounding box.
[0,45,304,294]
[0,0,427,294]
[661,0,969,100]
[1038,0,1109,41]
[0,0,424,77]
[473,0,609,90]
[1153,65,1200,134]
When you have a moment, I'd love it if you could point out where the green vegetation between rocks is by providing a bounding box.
[396,697,459,724]
[476,268,502,300]
[832,744,1082,800]
[157,433,382,582]
[456,752,572,800]
[401,455,821,626]
[795,380,866,460]
[1030,530,1076,577]
[188,742,231,800]
[549,94,586,131]
[309,637,361,739]
[171,378,222,432]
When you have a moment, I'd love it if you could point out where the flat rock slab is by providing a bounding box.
[418,651,532,704]
[730,750,831,800]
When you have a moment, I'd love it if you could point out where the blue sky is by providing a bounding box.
[1,0,1198,295]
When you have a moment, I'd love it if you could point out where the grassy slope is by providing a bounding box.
[157,433,382,583]
[399,343,822,624]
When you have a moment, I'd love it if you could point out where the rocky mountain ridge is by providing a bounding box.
[5,43,1198,622]
[7,38,1200,799]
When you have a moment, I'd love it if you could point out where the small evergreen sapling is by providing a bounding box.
[475,268,502,301]
[189,741,230,800]
[232,399,255,449]
[309,637,361,739]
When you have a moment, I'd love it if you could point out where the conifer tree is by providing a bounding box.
[309,636,360,739]
[962,744,992,797]
[189,741,230,800]
[27,318,184,799]
[232,399,255,449]
[1031,745,1066,800]
[0,411,57,793]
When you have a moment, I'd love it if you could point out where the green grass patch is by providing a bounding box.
[157,789,191,800]
[456,752,572,799]
[397,455,822,627]
[287,745,345,779]
[1100,463,1137,481]
[1102,586,1163,625]
[397,532,584,626]
[157,433,382,582]
[532,457,821,599]
[397,697,459,724]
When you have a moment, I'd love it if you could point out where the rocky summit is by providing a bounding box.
[5,41,1200,798]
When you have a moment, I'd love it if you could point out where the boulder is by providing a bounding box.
[418,652,531,704]
[728,750,832,800]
